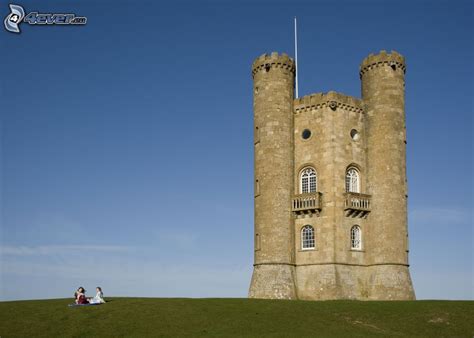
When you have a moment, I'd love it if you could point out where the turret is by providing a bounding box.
[248,52,297,299]
[361,50,415,299]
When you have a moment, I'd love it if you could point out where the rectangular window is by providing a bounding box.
[350,226,362,250]
[309,176,316,193]
[301,225,315,250]
[302,177,308,194]
[254,126,260,144]
[255,233,261,251]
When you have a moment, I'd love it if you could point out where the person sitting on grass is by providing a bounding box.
[89,287,105,304]
[75,287,89,304]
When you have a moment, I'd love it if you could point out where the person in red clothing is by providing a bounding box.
[74,287,89,304]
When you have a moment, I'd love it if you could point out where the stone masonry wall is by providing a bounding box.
[362,50,415,300]
[249,53,297,299]
[294,92,369,300]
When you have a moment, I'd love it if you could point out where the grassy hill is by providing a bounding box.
[0,298,473,337]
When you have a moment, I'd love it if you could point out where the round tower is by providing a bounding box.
[249,52,297,299]
[360,50,415,300]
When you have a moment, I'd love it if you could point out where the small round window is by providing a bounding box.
[302,129,312,140]
[350,129,360,141]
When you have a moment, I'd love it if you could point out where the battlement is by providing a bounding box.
[251,52,295,78]
[359,50,406,77]
[294,91,364,114]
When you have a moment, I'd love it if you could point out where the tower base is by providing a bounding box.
[292,264,416,301]
[296,264,365,300]
[367,265,416,300]
[249,264,297,299]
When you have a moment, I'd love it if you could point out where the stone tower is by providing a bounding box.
[249,53,297,299]
[249,50,415,300]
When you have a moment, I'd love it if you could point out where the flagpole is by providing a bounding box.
[294,16,299,98]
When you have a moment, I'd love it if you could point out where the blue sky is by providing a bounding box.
[0,0,472,301]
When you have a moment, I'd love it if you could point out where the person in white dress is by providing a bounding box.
[88,287,105,304]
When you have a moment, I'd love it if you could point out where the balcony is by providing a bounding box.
[292,192,322,215]
[344,192,371,218]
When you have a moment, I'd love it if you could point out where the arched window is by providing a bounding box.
[301,225,315,250]
[351,225,362,250]
[300,167,317,194]
[345,168,360,193]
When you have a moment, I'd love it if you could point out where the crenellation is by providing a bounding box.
[360,50,406,77]
[251,52,296,78]
[294,92,364,114]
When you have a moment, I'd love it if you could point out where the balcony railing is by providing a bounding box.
[344,192,371,218]
[292,192,322,215]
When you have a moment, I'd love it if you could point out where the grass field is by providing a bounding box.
[0,298,473,337]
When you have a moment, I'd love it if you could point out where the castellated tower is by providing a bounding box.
[249,50,415,300]
[361,52,415,299]
[249,53,297,299]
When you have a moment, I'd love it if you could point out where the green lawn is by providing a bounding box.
[0,298,473,337]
